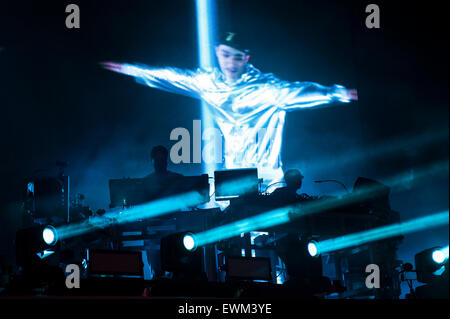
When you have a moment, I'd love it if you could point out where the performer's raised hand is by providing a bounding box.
[346,88,358,101]
[100,62,124,73]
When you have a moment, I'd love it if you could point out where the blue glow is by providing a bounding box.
[432,246,449,264]
[307,241,319,257]
[36,250,55,259]
[314,212,449,255]
[196,0,215,69]
[276,271,283,285]
[194,206,291,247]
[433,265,446,276]
[183,233,196,251]
[27,182,34,194]
[42,226,57,245]
[196,0,217,178]
[55,175,256,241]
[190,164,449,248]
[56,190,205,240]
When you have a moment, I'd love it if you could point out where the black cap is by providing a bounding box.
[217,31,250,54]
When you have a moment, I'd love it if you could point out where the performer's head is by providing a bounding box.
[284,169,304,191]
[215,32,250,83]
[151,145,169,174]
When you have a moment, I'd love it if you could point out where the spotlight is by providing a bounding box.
[432,246,449,264]
[42,226,58,246]
[16,224,60,266]
[432,250,445,264]
[415,246,449,284]
[183,233,197,251]
[307,241,319,257]
[160,231,204,279]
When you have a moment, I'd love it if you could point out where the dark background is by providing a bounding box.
[0,0,448,295]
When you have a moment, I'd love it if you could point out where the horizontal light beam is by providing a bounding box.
[55,175,257,241]
[56,190,204,240]
[315,211,449,255]
[194,206,291,247]
[193,161,449,247]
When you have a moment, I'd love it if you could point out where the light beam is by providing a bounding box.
[314,212,448,255]
[55,175,256,241]
[196,0,218,179]
[193,161,449,247]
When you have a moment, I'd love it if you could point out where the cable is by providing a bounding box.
[263,181,286,193]
[314,179,349,193]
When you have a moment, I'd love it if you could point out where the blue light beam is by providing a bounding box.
[314,211,449,255]
[196,0,218,179]
[55,175,257,241]
[192,161,449,247]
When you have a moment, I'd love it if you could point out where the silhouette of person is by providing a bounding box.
[270,169,305,204]
[146,145,183,179]
[143,146,183,279]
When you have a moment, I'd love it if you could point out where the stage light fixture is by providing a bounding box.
[307,241,319,257]
[432,246,449,264]
[432,251,445,264]
[16,224,60,266]
[42,226,58,245]
[183,233,197,251]
[415,246,449,284]
[160,231,203,279]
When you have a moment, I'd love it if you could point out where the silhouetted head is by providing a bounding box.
[215,32,250,84]
[284,169,304,190]
[151,145,169,174]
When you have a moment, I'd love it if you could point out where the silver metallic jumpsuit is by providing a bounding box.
[120,63,350,189]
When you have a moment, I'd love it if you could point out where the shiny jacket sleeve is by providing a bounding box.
[120,63,202,99]
[274,80,350,111]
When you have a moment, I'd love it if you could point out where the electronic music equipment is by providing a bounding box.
[214,168,259,199]
[25,175,70,223]
[109,174,209,208]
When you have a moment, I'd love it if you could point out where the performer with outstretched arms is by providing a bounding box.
[102,32,358,189]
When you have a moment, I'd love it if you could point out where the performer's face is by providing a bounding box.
[215,44,249,83]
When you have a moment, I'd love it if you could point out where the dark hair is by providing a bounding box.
[151,145,169,159]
